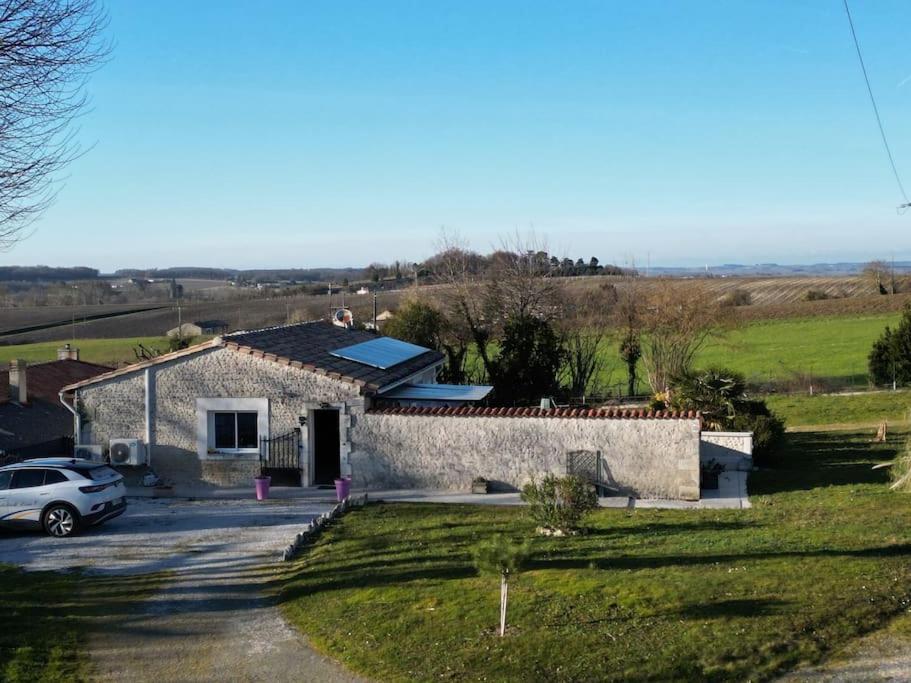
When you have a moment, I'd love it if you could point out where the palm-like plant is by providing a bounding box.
[670,367,746,430]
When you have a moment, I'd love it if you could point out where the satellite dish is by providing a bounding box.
[333,308,354,328]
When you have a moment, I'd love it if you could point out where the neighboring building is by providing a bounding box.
[166,323,203,339]
[194,319,229,335]
[61,321,706,498]
[0,346,111,459]
[166,320,230,339]
[365,309,395,331]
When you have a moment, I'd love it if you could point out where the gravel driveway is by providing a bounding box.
[2,497,367,682]
[2,497,328,574]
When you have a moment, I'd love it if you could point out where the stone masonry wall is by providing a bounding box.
[350,413,702,500]
[77,347,363,487]
[700,431,753,467]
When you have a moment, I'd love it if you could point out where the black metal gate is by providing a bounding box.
[260,429,302,486]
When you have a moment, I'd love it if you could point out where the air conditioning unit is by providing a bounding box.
[74,444,104,462]
[109,438,146,466]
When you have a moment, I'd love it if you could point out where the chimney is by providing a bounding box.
[57,344,79,361]
[9,360,27,404]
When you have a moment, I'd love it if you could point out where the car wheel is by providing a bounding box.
[42,504,80,538]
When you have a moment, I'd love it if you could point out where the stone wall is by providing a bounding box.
[350,412,702,500]
[76,347,364,487]
[700,431,753,469]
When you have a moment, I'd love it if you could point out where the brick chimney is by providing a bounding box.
[9,359,27,403]
[57,344,79,361]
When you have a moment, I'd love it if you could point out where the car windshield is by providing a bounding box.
[87,465,119,481]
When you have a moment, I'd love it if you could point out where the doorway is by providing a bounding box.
[312,408,340,486]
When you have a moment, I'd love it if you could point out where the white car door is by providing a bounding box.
[0,470,12,520]
[6,468,47,523]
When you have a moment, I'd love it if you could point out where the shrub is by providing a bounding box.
[721,289,752,307]
[520,475,598,534]
[889,448,911,492]
[669,369,786,466]
[730,403,785,467]
[868,304,911,386]
[805,289,832,301]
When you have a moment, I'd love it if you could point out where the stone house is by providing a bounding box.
[61,321,707,498]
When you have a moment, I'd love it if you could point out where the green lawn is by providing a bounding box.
[0,565,160,682]
[695,313,900,388]
[280,430,911,682]
[767,390,911,428]
[0,336,198,366]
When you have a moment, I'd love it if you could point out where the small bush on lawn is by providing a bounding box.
[520,474,598,534]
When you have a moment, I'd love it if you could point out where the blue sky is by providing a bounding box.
[6,0,911,270]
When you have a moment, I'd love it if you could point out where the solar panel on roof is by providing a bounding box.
[329,336,430,369]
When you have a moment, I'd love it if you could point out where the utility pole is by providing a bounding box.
[327,282,332,319]
[373,291,378,332]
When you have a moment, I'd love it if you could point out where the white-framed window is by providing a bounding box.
[196,398,269,458]
[213,411,259,451]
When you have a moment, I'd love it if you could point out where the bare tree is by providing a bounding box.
[557,286,613,398]
[639,282,729,395]
[0,0,109,250]
[615,274,643,397]
[430,230,562,384]
[863,260,894,295]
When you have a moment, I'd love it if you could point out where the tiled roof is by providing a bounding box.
[60,322,444,394]
[225,321,444,392]
[369,406,700,419]
[0,359,112,404]
[0,399,74,452]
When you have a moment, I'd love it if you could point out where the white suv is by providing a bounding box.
[0,458,127,537]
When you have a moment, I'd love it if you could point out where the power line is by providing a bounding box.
[843,0,911,213]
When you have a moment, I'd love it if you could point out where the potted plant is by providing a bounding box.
[255,462,271,501]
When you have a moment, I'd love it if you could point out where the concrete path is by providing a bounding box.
[3,498,366,682]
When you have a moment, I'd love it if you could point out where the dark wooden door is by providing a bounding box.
[312,409,340,486]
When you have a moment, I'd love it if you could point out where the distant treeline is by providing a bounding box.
[0,266,100,282]
[113,267,365,283]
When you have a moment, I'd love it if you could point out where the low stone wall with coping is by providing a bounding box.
[700,431,753,470]
[350,407,702,500]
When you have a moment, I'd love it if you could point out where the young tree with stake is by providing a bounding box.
[472,536,530,637]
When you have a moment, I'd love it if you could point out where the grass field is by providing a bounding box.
[0,311,899,391]
[279,430,911,681]
[0,337,176,366]
[767,390,911,428]
[0,566,160,682]
[695,313,900,389]
[465,312,900,394]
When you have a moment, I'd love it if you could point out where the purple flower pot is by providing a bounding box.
[255,475,271,501]
[334,477,351,501]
